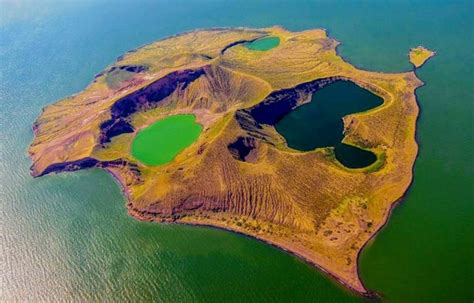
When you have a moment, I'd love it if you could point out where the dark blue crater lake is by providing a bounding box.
[275,81,383,168]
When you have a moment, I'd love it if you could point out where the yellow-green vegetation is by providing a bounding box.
[29,26,426,296]
[409,46,435,68]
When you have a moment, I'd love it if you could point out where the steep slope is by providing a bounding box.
[29,26,424,296]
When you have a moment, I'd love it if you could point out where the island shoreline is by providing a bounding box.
[353,50,434,298]
[123,199,377,299]
[333,33,435,299]
[28,26,429,299]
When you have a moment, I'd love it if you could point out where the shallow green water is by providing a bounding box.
[1,1,472,302]
[275,81,382,168]
[245,36,280,51]
[132,114,202,166]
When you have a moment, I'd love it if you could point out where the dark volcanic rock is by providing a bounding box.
[228,136,258,162]
[100,68,205,143]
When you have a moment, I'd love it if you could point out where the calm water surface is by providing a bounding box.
[334,143,377,169]
[275,80,382,168]
[245,36,280,51]
[1,1,472,302]
[132,114,202,166]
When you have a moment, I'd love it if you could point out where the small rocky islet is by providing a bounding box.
[29,26,434,296]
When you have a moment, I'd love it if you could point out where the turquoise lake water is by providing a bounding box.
[245,36,280,51]
[1,1,472,302]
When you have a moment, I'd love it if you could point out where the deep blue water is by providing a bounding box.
[275,80,382,168]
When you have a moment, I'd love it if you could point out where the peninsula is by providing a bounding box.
[29,27,430,296]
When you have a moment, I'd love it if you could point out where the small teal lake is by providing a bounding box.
[245,36,280,51]
[1,1,472,302]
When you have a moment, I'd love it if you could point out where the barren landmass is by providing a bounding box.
[29,27,427,296]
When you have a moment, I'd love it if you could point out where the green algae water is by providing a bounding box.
[1,1,472,302]
[245,36,280,51]
[132,114,202,166]
[275,81,382,168]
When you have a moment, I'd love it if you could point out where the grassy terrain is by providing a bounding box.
[29,26,423,296]
[105,68,135,89]
[409,46,435,68]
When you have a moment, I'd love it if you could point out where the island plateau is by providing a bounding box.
[409,46,435,68]
[29,27,434,296]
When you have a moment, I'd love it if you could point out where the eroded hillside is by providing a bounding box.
[29,27,423,296]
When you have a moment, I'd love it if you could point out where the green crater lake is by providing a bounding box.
[246,36,280,51]
[275,81,383,168]
[131,114,202,166]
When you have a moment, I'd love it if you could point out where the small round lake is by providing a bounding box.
[245,36,280,51]
[275,81,383,168]
[131,114,202,166]
[334,143,377,168]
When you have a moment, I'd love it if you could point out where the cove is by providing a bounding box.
[275,81,383,168]
[246,36,280,51]
[131,114,202,166]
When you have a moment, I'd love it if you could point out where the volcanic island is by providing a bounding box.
[29,27,434,296]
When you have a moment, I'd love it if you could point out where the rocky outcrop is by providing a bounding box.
[220,39,254,54]
[100,68,205,143]
[36,157,140,177]
[246,76,342,125]
[227,136,259,162]
[37,157,100,177]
